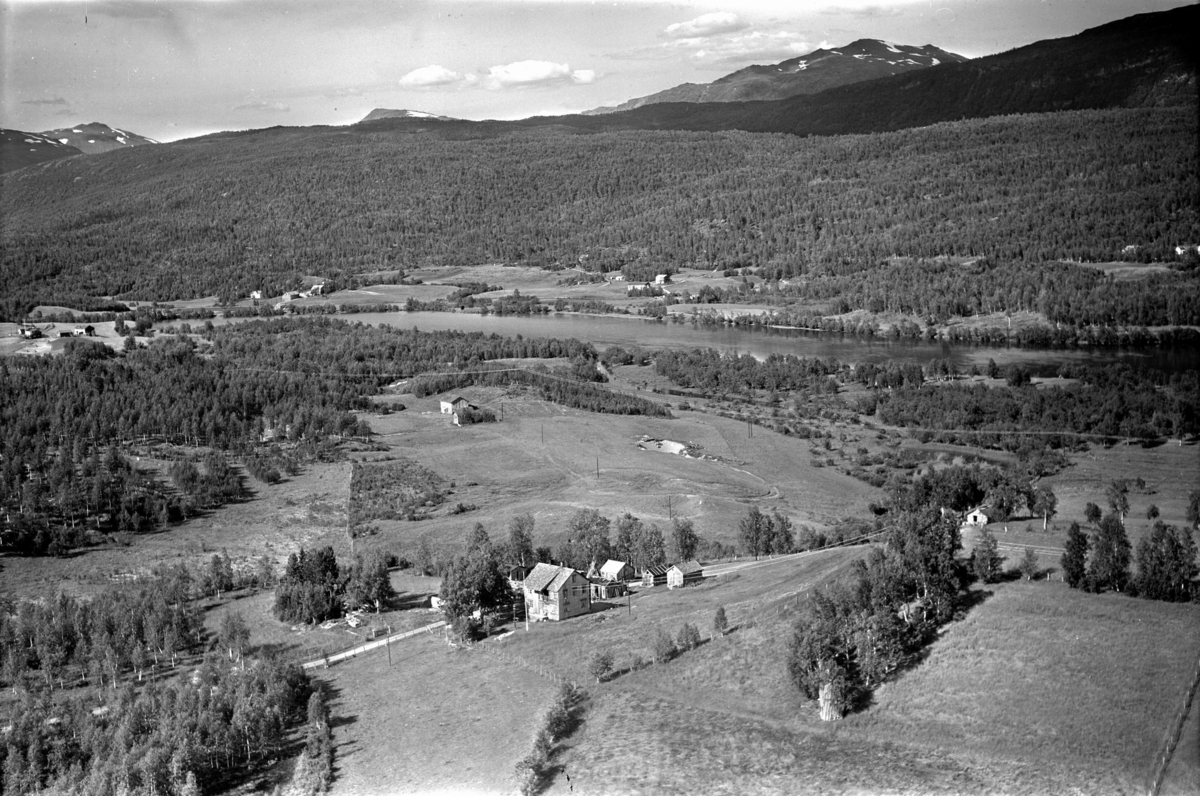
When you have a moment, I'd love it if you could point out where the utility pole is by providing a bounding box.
[596,456,599,479]
[386,624,392,666]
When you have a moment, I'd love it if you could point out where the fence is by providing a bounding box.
[300,620,446,670]
[1147,652,1200,796]
[474,639,579,689]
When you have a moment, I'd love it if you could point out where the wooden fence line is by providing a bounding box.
[1148,653,1200,796]
[300,620,446,670]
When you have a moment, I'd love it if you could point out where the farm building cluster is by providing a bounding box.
[510,558,705,622]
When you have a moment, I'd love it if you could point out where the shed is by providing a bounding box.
[589,578,627,600]
[640,563,670,588]
[964,508,990,527]
[440,396,469,415]
[667,560,704,589]
[599,559,634,583]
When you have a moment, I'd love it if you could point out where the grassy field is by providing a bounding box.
[0,460,354,598]
[528,572,1200,796]
[316,633,558,796]
[356,386,881,560]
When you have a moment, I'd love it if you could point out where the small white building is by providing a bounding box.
[249,290,263,300]
[964,508,990,527]
[440,396,468,415]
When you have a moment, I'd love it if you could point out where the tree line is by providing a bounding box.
[2,107,1195,317]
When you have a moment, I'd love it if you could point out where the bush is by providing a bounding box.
[588,649,615,683]
[653,628,678,664]
[713,606,728,637]
[676,622,701,652]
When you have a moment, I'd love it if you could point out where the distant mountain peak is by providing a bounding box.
[39,122,157,154]
[359,108,457,123]
[585,38,967,115]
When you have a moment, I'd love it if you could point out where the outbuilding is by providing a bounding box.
[964,508,990,527]
[667,561,704,589]
[640,563,670,588]
[440,396,469,415]
[599,559,635,583]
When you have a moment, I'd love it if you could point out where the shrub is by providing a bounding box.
[713,606,728,637]
[653,628,678,664]
[676,622,701,652]
[588,649,615,684]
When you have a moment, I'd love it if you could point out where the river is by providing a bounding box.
[178,310,1199,376]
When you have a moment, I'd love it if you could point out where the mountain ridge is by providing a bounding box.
[40,122,157,154]
[360,109,456,123]
[584,38,967,115]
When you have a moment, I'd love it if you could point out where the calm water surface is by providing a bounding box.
[188,311,1199,376]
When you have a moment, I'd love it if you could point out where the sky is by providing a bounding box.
[1,0,1192,142]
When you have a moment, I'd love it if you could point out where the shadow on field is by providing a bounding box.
[393,591,436,611]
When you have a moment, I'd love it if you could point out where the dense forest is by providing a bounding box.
[650,348,1199,449]
[0,318,643,556]
[2,107,1196,320]
[0,565,312,796]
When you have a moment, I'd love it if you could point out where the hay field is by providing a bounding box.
[358,387,881,558]
[315,633,558,796]
[531,575,1200,796]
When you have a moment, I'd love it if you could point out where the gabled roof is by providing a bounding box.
[670,560,704,575]
[524,562,580,593]
[643,563,670,577]
[600,559,630,577]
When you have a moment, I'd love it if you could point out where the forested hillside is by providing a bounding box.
[2,107,1197,320]
[0,319,637,556]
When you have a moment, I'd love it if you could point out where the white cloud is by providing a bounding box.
[233,100,290,112]
[663,12,748,39]
[399,64,463,88]
[662,28,817,64]
[485,60,596,89]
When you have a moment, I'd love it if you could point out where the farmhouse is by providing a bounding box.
[667,561,704,589]
[641,563,670,588]
[523,563,591,621]
[599,559,634,583]
[440,396,469,415]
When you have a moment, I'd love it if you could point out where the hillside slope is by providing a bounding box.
[544,5,1197,136]
[0,129,82,173]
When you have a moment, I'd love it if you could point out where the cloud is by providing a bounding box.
[399,65,463,88]
[233,100,290,113]
[666,29,818,65]
[820,3,906,17]
[663,12,748,39]
[21,97,70,107]
[484,61,596,89]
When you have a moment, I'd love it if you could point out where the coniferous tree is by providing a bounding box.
[1061,521,1089,588]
